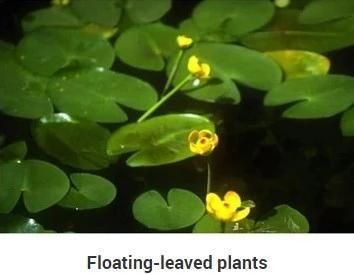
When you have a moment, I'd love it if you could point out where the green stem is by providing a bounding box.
[162,50,184,96]
[206,159,211,194]
[137,74,192,123]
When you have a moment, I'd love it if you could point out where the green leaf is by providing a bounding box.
[255,205,309,232]
[193,214,222,233]
[231,219,256,233]
[0,160,70,213]
[193,0,275,37]
[47,68,157,123]
[0,141,27,164]
[59,173,117,209]
[125,0,171,23]
[71,0,122,27]
[172,43,282,92]
[265,50,330,79]
[115,23,178,71]
[241,10,354,53]
[264,75,354,118]
[299,0,354,24]
[22,7,82,32]
[0,43,53,119]
[16,28,115,76]
[32,113,111,170]
[0,214,44,233]
[107,114,215,167]
[133,188,205,231]
[340,107,354,136]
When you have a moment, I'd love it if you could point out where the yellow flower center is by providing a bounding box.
[177,35,193,49]
[206,191,251,222]
[188,129,218,156]
[187,56,211,79]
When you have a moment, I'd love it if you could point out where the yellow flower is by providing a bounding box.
[51,0,70,6]
[187,56,211,79]
[177,35,193,49]
[206,191,251,222]
[188,129,218,156]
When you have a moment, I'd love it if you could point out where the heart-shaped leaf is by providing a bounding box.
[193,214,222,233]
[265,50,330,79]
[22,7,83,32]
[172,43,282,92]
[32,113,111,170]
[193,0,275,37]
[0,141,27,164]
[0,42,53,119]
[59,173,117,210]
[16,28,115,76]
[47,68,158,123]
[71,0,122,27]
[264,75,354,118]
[255,205,309,232]
[0,160,70,213]
[0,214,44,233]
[125,0,171,24]
[107,114,215,167]
[115,23,178,71]
[299,0,354,24]
[133,188,205,231]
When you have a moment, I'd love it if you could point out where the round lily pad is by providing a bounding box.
[59,173,117,210]
[133,188,205,231]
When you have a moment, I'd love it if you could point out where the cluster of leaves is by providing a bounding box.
[2,0,354,232]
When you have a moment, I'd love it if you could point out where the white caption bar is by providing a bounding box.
[0,234,352,274]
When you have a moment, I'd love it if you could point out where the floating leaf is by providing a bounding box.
[0,160,70,213]
[193,214,222,233]
[340,107,354,136]
[242,10,354,53]
[0,141,27,164]
[125,0,171,24]
[192,0,275,37]
[115,23,178,71]
[172,43,282,92]
[264,75,354,118]
[59,173,117,209]
[32,113,111,170]
[133,188,205,231]
[299,0,354,24]
[107,114,215,167]
[265,50,330,79]
[255,205,309,232]
[22,7,82,32]
[0,43,53,119]
[0,214,44,233]
[16,28,115,76]
[47,68,158,123]
[71,0,122,27]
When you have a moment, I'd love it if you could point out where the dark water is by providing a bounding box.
[1,0,354,233]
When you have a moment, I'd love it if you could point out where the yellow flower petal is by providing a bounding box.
[224,191,241,211]
[177,35,193,48]
[200,63,211,78]
[188,56,201,74]
[231,207,251,222]
[206,193,222,213]
[188,130,199,143]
